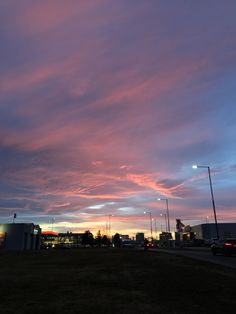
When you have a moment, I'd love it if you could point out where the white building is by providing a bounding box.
[0,223,41,250]
[191,223,236,241]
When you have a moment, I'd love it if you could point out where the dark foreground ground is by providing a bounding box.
[0,248,236,314]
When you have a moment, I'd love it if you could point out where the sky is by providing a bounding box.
[0,0,236,237]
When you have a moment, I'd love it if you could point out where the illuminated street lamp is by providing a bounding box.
[160,213,167,232]
[144,211,153,239]
[192,164,219,240]
[157,198,170,233]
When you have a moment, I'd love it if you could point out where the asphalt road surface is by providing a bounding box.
[149,247,236,269]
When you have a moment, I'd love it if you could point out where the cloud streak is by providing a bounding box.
[0,0,236,235]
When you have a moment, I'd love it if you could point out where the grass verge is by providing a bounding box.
[0,248,235,314]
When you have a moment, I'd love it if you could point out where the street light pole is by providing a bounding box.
[158,198,170,233]
[108,214,114,239]
[149,212,153,239]
[154,218,158,239]
[160,213,167,232]
[161,224,163,232]
[192,165,219,240]
[51,217,55,232]
[144,211,153,239]
[108,215,111,239]
[105,221,108,236]
[207,166,219,238]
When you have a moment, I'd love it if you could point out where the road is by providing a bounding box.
[149,247,236,269]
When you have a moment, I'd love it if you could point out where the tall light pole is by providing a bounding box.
[105,221,108,236]
[51,217,55,232]
[161,224,164,232]
[108,214,113,239]
[158,198,170,233]
[154,218,158,239]
[192,165,219,240]
[160,213,167,232]
[144,211,153,239]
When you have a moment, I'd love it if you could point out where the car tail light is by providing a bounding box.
[224,242,233,247]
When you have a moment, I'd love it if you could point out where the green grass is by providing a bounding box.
[0,248,236,314]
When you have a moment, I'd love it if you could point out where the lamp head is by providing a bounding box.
[192,165,198,169]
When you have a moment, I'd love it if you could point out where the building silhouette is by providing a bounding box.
[0,223,41,250]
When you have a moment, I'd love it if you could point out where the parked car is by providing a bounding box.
[211,238,236,256]
[121,240,133,248]
[54,243,71,249]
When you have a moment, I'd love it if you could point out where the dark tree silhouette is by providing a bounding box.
[82,230,94,246]
[101,235,110,246]
[113,233,121,248]
[95,230,102,248]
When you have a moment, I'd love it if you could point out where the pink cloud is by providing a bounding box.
[1,0,235,234]
[13,0,106,34]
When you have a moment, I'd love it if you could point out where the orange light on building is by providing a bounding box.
[41,231,58,236]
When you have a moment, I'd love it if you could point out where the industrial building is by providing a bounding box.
[0,223,41,250]
[191,223,236,241]
[135,232,144,245]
